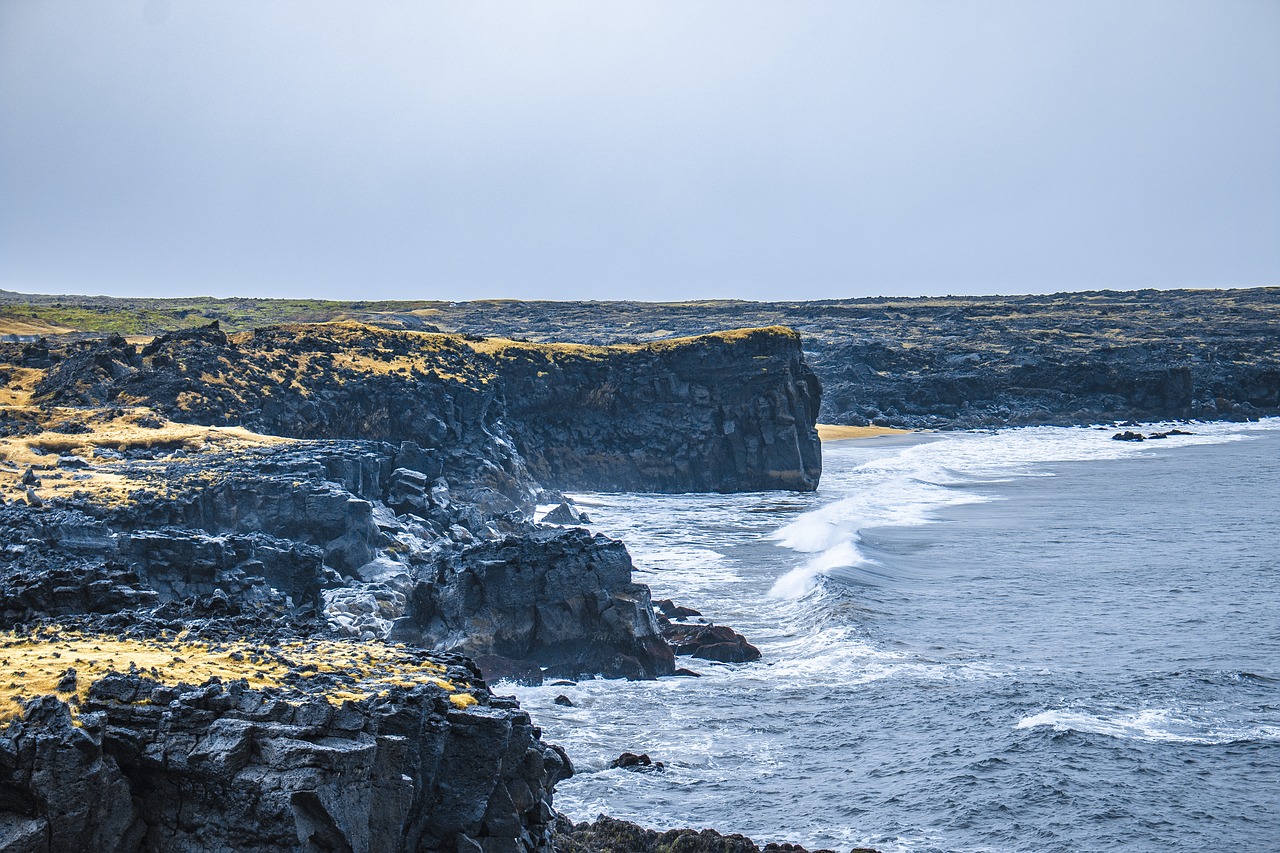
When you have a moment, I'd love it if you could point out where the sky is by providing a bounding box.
[1,1,1277,302]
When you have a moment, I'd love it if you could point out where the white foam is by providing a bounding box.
[768,420,1280,597]
[1016,707,1280,745]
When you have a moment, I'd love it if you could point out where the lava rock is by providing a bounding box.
[608,752,664,771]
[662,622,762,663]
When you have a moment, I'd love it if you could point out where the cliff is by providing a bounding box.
[25,321,822,494]
[485,328,822,492]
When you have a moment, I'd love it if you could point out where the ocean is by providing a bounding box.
[513,420,1280,853]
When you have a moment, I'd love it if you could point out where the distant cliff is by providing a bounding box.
[7,287,1278,428]
[487,327,822,492]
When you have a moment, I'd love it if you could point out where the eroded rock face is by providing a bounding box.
[0,673,572,853]
[493,328,823,493]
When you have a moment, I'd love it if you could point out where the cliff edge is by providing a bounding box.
[486,327,822,492]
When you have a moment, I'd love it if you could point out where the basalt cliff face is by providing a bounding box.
[490,328,822,492]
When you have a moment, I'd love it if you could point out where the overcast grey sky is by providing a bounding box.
[1,1,1277,301]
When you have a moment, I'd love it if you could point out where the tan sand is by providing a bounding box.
[816,423,912,442]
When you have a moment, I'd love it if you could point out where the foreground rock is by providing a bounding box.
[0,629,572,853]
[552,815,881,853]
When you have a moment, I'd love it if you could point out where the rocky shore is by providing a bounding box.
[0,321,823,851]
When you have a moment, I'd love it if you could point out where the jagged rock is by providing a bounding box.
[608,752,663,771]
[0,672,573,853]
[551,815,872,853]
[399,528,675,681]
[1112,431,1145,441]
[540,502,588,525]
[553,695,574,707]
[661,623,762,663]
[653,599,701,620]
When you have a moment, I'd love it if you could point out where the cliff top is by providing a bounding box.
[0,626,480,724]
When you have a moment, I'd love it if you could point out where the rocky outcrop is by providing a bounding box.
[492,328,822,492]
[0,435,675,682]
[0,667,572,852]
[660,622,761,664]
[397,529,674,683]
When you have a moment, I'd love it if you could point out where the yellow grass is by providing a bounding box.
[0,409,286,504]
[0,366,42,406]
[0,629,479,723]
[0,318,75,336]
[816,423,912,441]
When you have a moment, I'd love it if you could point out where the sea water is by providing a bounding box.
[511,420,1280,853]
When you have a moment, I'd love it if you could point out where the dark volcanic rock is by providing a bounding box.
[494,328,822,493]
[31,321,825,497]
[33,323,539,511]
[400,529,675,681]
[661,622,762,663]
[552,815,878,853]
[0,673,572,853]
[608,752,664,771]
[539,502,589,525]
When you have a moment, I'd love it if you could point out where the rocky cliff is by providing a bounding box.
[0,319,814,851]
[486,328,822,492]
[0,629,572,853]
[27,321,822,494]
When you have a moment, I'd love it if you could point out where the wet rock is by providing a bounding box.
[553,695,574,707]
[553,815,878,853]
[1112,431,1145,441]
[540,502,589,525]
[653,598,701,620]
[608,752,664,771]
[661,623,762,663]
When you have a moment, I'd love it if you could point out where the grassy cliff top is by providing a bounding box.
[6,288,1277,351]
[0,627,480,723]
